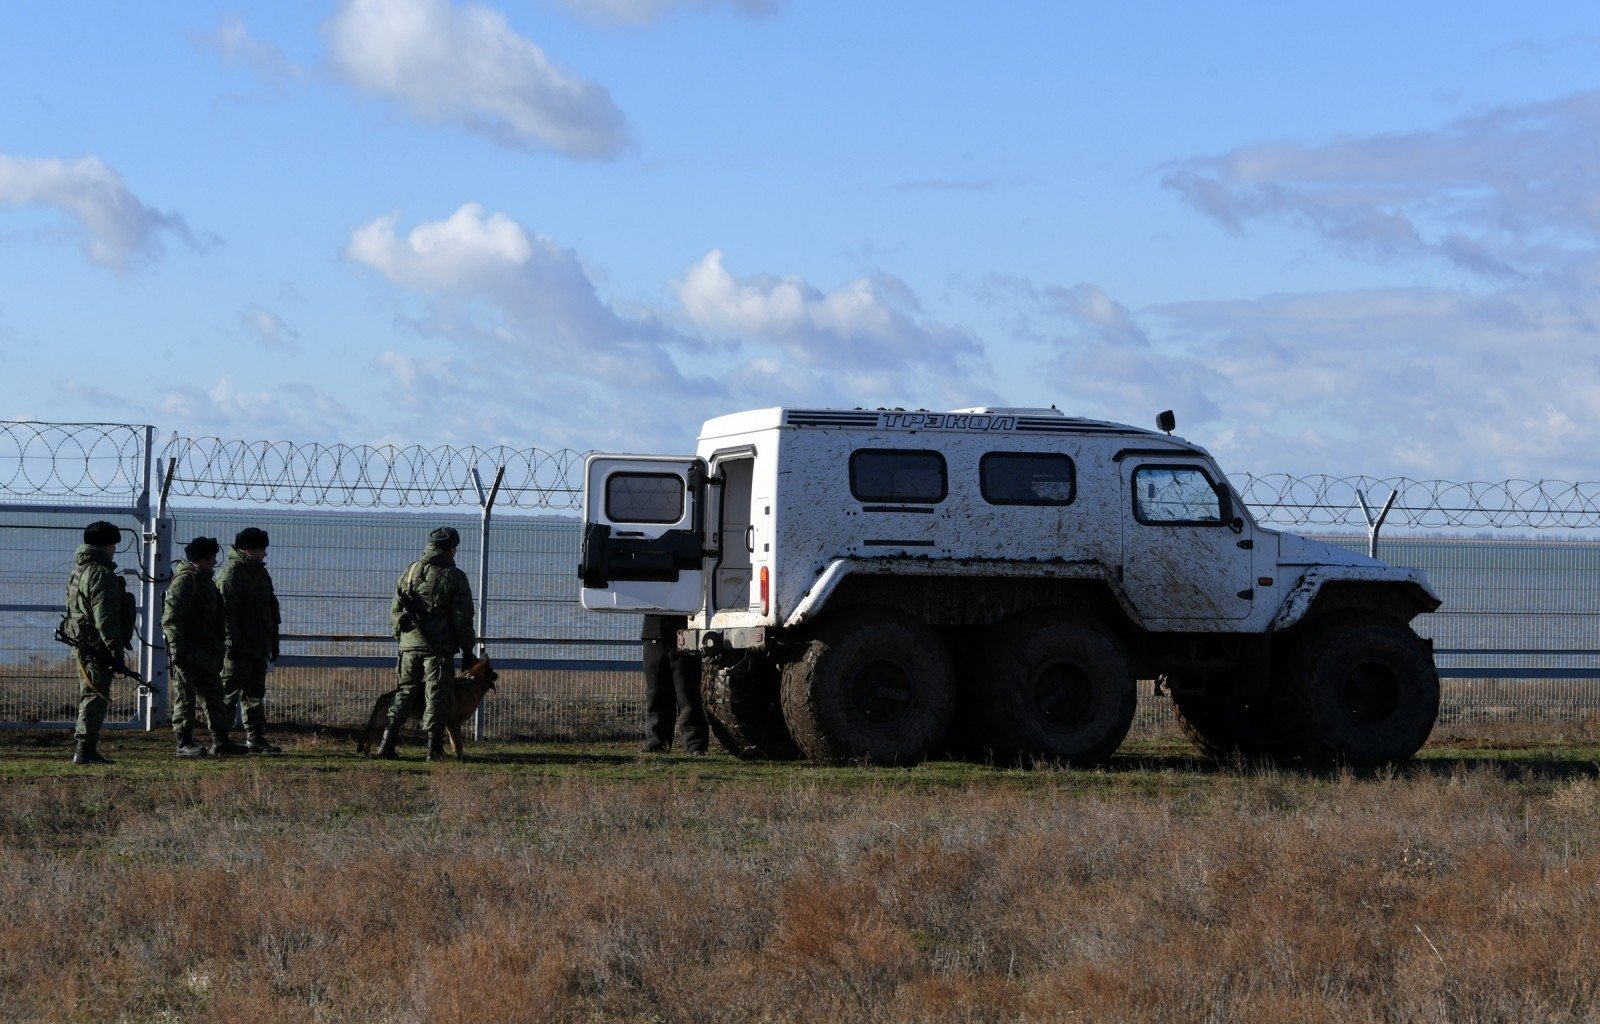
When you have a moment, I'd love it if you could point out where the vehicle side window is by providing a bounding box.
[981,452,1076,505]
[849,449,947,503]
[1133,465,1224,525]
[605,472,685,524]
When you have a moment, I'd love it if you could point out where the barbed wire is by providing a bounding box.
[0,422,149,504]
[1236,475,1600,530]
[6,421,1600,527]
[159,437,586,510]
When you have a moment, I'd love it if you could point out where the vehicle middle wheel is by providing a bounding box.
[969,611,1136,766]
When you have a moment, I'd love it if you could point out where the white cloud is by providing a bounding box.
[55,380,138,413]
[347,207,995,450]
[1163,89,1600,282]
[241,305,299,349]
[325,0,628,158]
[157,377,357,439]
[997,273,1600,480]
[551,0,782,27]
[0,154,196,271]
[675,249,985,382]
[193,18,305,82]
[347,203,535,295]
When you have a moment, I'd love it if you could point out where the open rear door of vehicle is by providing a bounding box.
[579,455,707,612]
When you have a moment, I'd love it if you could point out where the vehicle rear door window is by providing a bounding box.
[849,449,947,503]
[981,452,1076,505]
[605,472,686,523]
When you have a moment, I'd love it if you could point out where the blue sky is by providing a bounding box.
[3,1,1600,480]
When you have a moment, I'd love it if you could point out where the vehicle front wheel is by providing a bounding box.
[780,608,956,765]
[1279,612,1439,766]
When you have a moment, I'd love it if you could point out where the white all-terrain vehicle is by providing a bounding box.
[579,407,1440,766]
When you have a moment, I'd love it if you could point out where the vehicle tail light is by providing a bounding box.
[759,566,770,615]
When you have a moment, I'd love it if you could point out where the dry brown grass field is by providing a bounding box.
[3,725,1600,1024]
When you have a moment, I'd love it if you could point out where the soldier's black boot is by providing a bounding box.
[73,739,112,766]
[209,731,249,757]
[376,728,400,760]
[425,733,445,762]
[175,727,207,759]
[245,728,283,754]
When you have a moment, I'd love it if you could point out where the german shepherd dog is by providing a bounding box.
[357,657,498,759]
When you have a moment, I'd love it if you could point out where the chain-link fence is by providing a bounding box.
[5,419,1600,740]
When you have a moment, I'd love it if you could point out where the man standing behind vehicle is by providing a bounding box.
[65,520,135,765]
[640,613,708,754]
[378,526,477,762]
[217,526,283,754]
[163,536,249,759]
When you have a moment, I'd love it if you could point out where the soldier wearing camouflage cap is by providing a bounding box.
[163,536,249,758]
[64,521,135,765]
[378,526,477,761]
[217,526,284,753]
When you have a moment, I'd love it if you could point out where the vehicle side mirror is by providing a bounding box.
[1156,410,1176,434]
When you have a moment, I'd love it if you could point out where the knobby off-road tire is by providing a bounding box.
[700,657,801,761]
[1279,611,1439,767]
[779,608,956,765]
[1168,677,1293,760]
[970,612,1136,766]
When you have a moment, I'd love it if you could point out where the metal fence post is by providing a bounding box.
[470,465,504,742]
[143,457,177,730]
[135,431,172,730]
[1356,487,1399,559]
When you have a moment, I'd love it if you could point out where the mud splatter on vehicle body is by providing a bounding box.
[580,407,1440,767]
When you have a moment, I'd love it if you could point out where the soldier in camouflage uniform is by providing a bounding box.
[66,520,135,765]
[162,536,249,758]
[378,526,477,762]
[217,526,284,754]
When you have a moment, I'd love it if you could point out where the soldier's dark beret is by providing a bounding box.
[84,521,121,547]
[234,527,270,549]
[185,536,220,561]
[429,526,461,548]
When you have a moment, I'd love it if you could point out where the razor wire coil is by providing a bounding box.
[158,436,586,510]
[1235,474,1600,530]
[0,422,149,504]
[6,420,1600,527]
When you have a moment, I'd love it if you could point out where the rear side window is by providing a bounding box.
[1133,465,1224,524]
[850,449,947,503]
[605,472,685,524]
[981,452,1076,506]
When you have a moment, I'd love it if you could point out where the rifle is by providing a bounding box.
[53,619,152,689]
[395,563,430,634]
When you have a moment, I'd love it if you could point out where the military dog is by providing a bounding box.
[357,657,498,760]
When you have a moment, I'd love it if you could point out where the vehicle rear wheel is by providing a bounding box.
[780,608,956,765]
[1168,678,1292,760]
[1279,611,1439,766]
[971,612,1136,766]
[701,656,801,761]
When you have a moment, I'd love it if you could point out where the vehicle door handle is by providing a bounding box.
[744,526,755,553]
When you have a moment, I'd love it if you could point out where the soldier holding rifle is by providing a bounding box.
[378,526,477,761]
[62,521,136,765]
